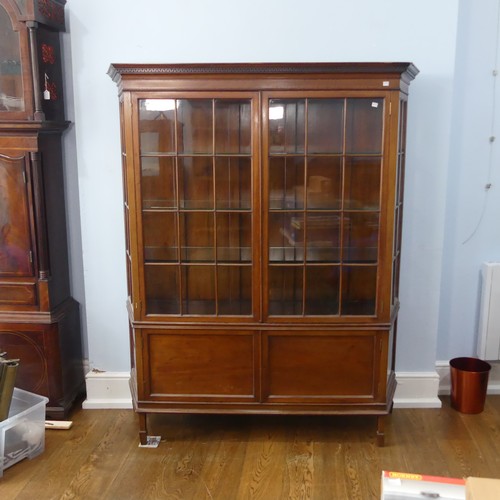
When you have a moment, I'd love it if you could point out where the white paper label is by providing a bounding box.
[138,435,162,448]
[43,89,51,100]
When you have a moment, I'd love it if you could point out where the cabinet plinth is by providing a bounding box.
[109,62,418,445]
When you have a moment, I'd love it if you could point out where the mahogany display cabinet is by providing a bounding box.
[0,0,84,417]
[108,62,418,445]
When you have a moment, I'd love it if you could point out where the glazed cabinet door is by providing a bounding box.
[132,93,260,321]
[263,93,393,321]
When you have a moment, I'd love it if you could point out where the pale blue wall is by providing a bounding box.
[62,0,461,372]
[438,0,500,360]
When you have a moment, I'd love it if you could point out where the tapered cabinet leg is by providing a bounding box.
[377,415,385,447]
[138,412,148,445]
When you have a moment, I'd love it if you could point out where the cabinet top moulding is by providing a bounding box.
[107,62,419,93]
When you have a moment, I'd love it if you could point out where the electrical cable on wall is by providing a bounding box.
[462,0,500,244]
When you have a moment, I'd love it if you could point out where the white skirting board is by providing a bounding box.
[82,364,500,410]
[82,371,133,409]
[83,369,456,410]
[393,371,442,408]
[436,360,500,395]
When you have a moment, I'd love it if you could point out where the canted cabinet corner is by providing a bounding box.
[109,62,418,445]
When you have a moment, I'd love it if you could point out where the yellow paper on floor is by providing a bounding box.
[381,471,466,499]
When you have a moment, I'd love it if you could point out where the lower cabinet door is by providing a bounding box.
[0,328,50,396]
[0,304,85,418]
[262,330,386,404]
[140,329,259,402]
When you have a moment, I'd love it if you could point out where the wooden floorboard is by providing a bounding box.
[2,396,500,499]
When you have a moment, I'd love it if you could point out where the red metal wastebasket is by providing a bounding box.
[450,357,491,414]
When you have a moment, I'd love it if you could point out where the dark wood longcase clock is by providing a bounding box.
[110,62,418,445]
[0,0,84,417]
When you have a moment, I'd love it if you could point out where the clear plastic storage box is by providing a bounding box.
[0,388,48,477]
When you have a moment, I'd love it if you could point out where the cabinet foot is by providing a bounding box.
[376,415,385,447]
[138,413,148,446]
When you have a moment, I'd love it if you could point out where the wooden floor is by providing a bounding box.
[1,396,500,499]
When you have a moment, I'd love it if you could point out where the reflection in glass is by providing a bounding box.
[269,99,305,154]
[143,212,178,262]
[342,266,377,315]
[215,99,251,154]
[393,205,400,256]
[145,265,180,314]
[215,157,251,210]
[0,157,32,275]
[217,212,251,262]
[305,266,340,315]
[177,99,213,154]
[269,212,304,262]
[269,157,304,209]
[306,213,340,262]
[178,157,213,209]
[268,265,303,315]
[343,212,379,263]
[0,6,24,111]
[397,154,405,206]
[139,99,175,154]
[399,100,407,153]
[265,96,387,318]
[141,157,176,209]
[392,254,401,302]
[345,98,383,153]
[180,213,214,262]
[218,266,252,315]
[344,157,381,210]
[140,97,255,317]
[182,265,216,315]
[306,157,342,209]
[307,99,344,153]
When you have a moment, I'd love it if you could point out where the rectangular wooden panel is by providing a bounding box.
[263,331,378,402]
[0,282,36,305]
[144,330,257,400]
